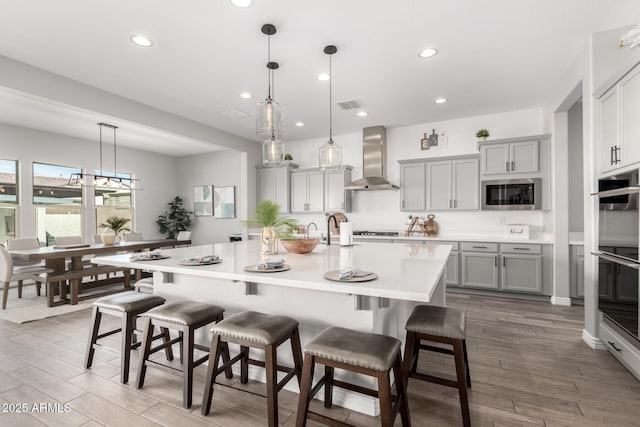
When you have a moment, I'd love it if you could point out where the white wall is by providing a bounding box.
[284,108,547,235]
[0,122,178,240]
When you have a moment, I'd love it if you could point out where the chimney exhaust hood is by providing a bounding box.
[344,126,399,191]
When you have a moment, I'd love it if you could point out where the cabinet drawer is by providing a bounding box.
[462,242,498,253]
[600,321,640,380]
[501,243,542,254]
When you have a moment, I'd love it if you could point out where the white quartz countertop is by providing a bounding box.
[353,233,554,244]
[93,240,451,303]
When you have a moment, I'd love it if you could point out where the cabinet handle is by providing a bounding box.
[608,341,622,352]
[610,146,614,165]
[616,146,621,164]
[472,246,488,249]
[506,161,509,172]
[511,160,515,171]
[503,256,505,267]
[495,256,498,266]
[449,200,452,208]
[454,199,457,208]
[513,247,530,251]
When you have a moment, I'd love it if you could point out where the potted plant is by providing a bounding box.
[476,129,490,141]
[99,216,131,243]
[156,196,193,239]
[241,200,299,255]
[283,153,293,162]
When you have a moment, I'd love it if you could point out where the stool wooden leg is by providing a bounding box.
[453,339,471,427]
[136,317,154,388]
[240,345,249,384]
[120,312,135,384]
[222,342,233,379]
[183,325,195,408]
[402,330,417,384]
[84,307,102,368]
[295,353,315,427]
[202,333,222,416]
[2,281,8,309]
[160,327,174,361]
[265,344,278,427]
[178,331,184,365]
[35,281,41,296]
[291,328,304,386]
[377,369,393,427]
[393,353,411,427]
[324,366,334,408]
[463,339,471,388]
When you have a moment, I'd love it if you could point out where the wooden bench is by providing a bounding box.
[43,265,132,307]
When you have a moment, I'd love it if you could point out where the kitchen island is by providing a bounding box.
[93,239,451,415]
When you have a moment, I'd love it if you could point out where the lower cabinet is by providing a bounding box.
[445,251,460,286]
[461,252,499,289]
[570,245,585,299]
[501,254,542,293]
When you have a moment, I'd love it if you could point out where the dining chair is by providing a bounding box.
[6,238,45,267]
[1,245,52,309]
[176,231,192,241]
[123,232,144,242]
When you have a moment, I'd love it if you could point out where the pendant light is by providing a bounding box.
[319,45,343,170]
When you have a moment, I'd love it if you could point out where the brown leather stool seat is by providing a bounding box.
[403,305,471,427]
[202,311,303,427]
[136,300,231,409]
[84,291,167,384]
[296,327,410,427]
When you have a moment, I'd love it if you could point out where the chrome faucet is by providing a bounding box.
[306,222,318,239]
[326,215,339,246]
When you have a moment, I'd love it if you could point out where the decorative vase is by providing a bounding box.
[101,228,116,245]
[260,227,279,255]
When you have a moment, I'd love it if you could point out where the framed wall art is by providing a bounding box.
[214,186,235,218]
[193,185,213,216]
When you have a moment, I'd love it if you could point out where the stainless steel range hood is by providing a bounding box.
[344,126,399,191]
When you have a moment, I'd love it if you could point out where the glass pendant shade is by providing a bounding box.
[319,140,343,169]
[257,98,283,138]
[263,136,285,165]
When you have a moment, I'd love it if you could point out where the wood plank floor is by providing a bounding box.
[0,293,639,426]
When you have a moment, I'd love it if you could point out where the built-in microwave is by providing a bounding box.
[481,178,541,210]
[598,171,638,210]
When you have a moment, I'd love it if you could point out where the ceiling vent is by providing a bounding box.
[337,99,364,110]
[219,109,248,119]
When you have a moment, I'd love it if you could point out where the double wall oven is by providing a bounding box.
[594,171,640,342]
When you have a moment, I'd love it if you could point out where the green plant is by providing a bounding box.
[284,153,293,161]
[241,200,298,239]
[99,216,131,237]
[476,128,490,138]
[156,196,193,239]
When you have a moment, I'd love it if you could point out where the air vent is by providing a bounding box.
[219,109,248,119]
[337,99,364,110]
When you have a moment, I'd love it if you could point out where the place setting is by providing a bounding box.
[244,258,291,273]
[324,267,378,282]
[129,250,170,261]
[178,255,221,266]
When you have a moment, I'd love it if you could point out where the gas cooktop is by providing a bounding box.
[352,231,399,237]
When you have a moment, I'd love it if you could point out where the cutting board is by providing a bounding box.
[327,212,348,235]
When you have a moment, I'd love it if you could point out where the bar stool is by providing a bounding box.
[296,326,410,427]
[201,311,303,427]
[133,278,154,294]
[403,305,471,427]
[84,291,168,384]
[136,300,232,409]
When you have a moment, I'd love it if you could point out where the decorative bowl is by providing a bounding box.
[280,238,319,254]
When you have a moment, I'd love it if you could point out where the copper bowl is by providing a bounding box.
[280,238,319,254]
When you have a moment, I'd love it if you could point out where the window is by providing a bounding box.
[33,162,83,245]
[95,171,133,234]
[0,159,18,244]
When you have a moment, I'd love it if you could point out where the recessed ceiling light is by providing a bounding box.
[317,74,330,81]
[434,97,447,104]
[130,35,153,47]
[230,0,252,7]
[357,111,368,117]
[239,92,252,99]
[418,48,438,58]
[295,121,305,127]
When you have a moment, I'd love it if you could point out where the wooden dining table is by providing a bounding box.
[9,239,191,305]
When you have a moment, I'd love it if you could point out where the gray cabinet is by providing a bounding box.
[570,245,585,299]
[446,251,460,286]
[256,164,296,213]
[462,252,499,289]
[399,162,426,211]
[325,167,352,212]
[425,157,479,211]
[501,254,542,293]
[480,140,539,175]
[599,87,620,173]
[291,169,324,213]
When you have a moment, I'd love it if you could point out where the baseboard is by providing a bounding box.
[550,296,572,306]
[582,328,607,350]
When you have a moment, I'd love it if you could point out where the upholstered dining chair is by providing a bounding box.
[176,231,192,241]
[1,245,52,309]
[6,238,44,267]
[123,232,144,242]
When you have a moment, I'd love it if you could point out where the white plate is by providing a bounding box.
[244,264,291,273]
[324,270,378,282]
[130,255,170,261]
[178,259,222,266]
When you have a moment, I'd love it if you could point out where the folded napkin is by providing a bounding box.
[130,250,164,260]
[187,255,219,263]
[339,268,372,280]
[256,258,285,270]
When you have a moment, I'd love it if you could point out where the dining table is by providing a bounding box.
[9,239,191,305]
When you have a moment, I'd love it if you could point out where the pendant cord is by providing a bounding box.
[113,126,118,176]
[267,34,272,100]
[99,124,103,174]
[329,53,333,144]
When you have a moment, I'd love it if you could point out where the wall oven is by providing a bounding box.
[481,178,541,210]
[593,171,640,342]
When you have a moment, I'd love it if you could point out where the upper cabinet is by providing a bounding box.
[399,155,479,212]
[325,167,352,212]
[291,169,325,213]
[480,140,538,176]
[598,62,640,175]
[256,164,298,213]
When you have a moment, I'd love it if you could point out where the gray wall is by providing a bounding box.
[568,100,584,233]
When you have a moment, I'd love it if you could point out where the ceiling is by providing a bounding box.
[0,0,639,155]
